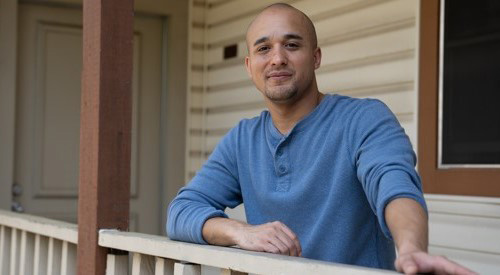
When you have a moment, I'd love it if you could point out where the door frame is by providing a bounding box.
[0,0,17,210]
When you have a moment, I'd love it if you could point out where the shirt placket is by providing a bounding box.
[274,138,291,192]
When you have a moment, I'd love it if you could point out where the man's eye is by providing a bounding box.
[257,46,270,52]
[285,43,299,48]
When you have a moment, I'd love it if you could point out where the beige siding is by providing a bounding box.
[186,1,500,274]
[426,195,500,274]
[186,0,207,177]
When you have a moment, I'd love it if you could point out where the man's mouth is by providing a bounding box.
[267,71,292,81]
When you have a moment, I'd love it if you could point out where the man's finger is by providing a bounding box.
[263,241,280,254]
[432,255,477,275]
[276,222,302,256]
[269,236,290,255]
[274,229,299,256]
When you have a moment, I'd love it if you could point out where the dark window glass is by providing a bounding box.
[442,0,500,164]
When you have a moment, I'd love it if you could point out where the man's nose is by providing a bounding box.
[270,47,287,66]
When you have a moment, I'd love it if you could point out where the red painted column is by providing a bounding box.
[77,0,134,274]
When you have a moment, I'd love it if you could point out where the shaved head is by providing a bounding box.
[244,2,322,104]
[246,3,318,51]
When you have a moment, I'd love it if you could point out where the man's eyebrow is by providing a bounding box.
[253,36,269,47]
[252,33,304,47]
[284,33,303,41]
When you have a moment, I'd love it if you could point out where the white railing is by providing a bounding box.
[1,209,396,275]
[98,230,395,275]
[0,209,78,275]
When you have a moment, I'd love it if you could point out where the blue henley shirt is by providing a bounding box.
[167,94,427,270]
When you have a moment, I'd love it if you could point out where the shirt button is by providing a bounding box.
[279,165,287,174]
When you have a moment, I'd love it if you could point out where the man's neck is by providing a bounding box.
[266,91,324,135]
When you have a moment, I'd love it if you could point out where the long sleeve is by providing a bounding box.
[349,99,427,239]
[167,127,243,244]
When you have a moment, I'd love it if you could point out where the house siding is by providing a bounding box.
[186,1,500,274]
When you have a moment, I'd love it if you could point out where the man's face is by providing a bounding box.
[245,8,321,103]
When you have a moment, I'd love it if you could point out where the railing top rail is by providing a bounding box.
[99,229,396,275]
[0,209,77,244]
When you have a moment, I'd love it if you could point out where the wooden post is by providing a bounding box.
[77,0,134,274]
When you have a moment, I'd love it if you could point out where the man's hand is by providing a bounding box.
[203,217,302,256]
[386,198,477,274]
[395,249,477,275]
[232,221,302,256]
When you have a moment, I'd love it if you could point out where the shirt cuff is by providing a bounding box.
[195,209,228,244]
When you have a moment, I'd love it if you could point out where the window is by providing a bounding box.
[418,0,500,196]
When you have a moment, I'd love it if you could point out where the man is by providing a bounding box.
[168,3,475,274]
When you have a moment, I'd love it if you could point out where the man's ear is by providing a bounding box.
[245,56,253,78]
[313,47,322,69]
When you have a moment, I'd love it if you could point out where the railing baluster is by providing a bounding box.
[105,252,128,275]
[47,237,54,275]
[34,234,48,275]
[132,252,141,275]
[61,241,76,275]
[60,241,68,275]
[154,257,174,275]
[174,262,201,275]
[132,252,155,275]
[19,230,35,275]
[19,230,27,275]
[47,237,62,275]
[9,227,18,275]
[0,226,11,274]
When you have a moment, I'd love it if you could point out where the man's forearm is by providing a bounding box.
[202,217,246,246]
[385,197,428,254]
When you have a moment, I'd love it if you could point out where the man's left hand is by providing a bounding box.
[395,250,478,275]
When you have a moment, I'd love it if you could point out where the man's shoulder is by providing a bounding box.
[221,110,269,141]
[232,110,269,131]
[325,94,388,117]
[329,94,384,107]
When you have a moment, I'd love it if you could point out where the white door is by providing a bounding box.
[14,4,165,235]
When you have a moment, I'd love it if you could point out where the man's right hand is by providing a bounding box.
[202,217,302,257]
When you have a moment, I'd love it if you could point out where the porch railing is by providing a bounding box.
[98,230,393,275]
[1,209,395,275]
[0,209,77,275]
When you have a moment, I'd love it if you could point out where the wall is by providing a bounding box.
[186,0,500,274]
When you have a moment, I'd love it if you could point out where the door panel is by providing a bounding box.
[15,4,164,234]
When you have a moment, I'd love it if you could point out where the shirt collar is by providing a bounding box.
[266,94,334,141]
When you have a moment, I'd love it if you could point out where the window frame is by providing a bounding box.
[418,0,500,197]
